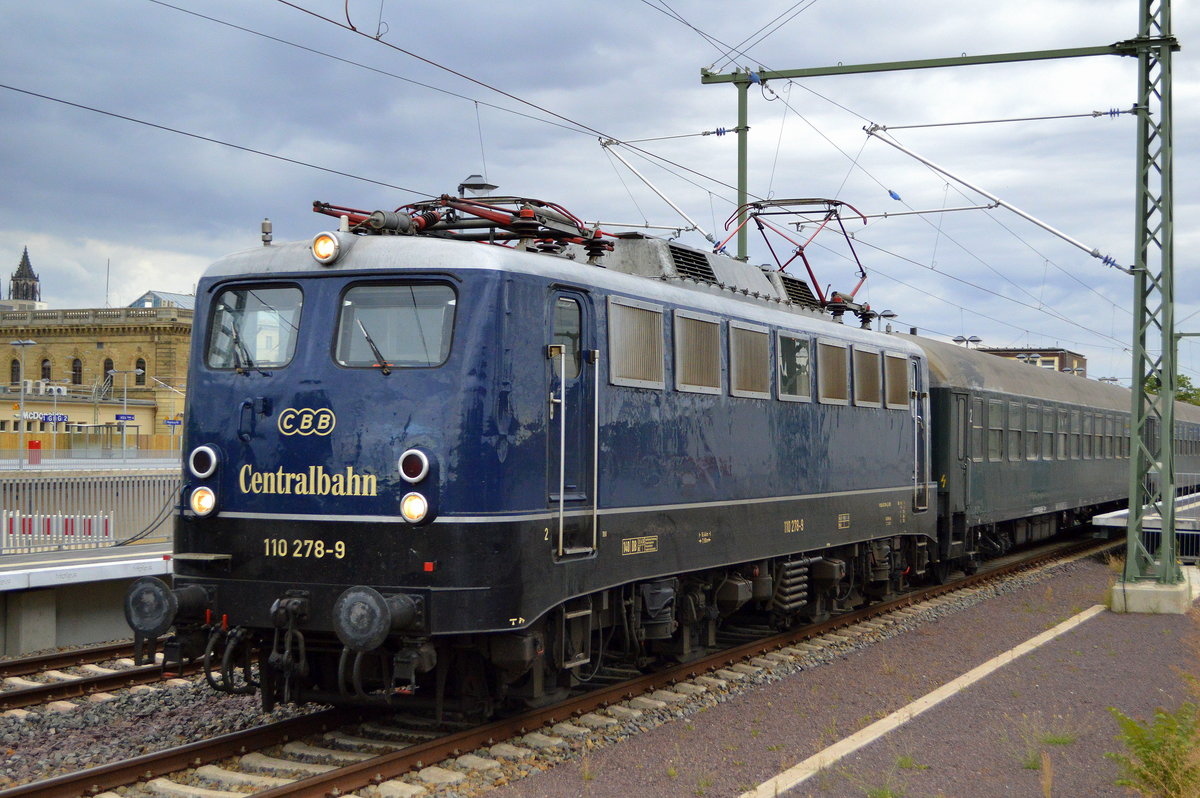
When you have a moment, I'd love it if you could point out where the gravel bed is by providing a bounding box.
[0,675,317,789]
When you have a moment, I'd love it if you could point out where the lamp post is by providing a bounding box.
[876,310,897,331]
[10,340,36,469]
[108,368,144,460]
[48,378,70,456]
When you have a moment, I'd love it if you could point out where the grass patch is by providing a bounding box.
[895,754,929,771]
[1107,702,1200,797]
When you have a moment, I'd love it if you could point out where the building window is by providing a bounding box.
[135,359,147,385]
[674,310,721,394]
[817,340,849,405]
[9,359,19,384]
[777,333,811,401]
[103,358,114,384]
[852,348,882,408]
[729,322,769,398]
[71,359,82,385]
[41,359,51,381]
[608,297,664,389]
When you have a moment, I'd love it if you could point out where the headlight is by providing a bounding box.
[400,492,428,523]
[312,232,341,264]
[190,486,217,516]
[398,449,430,483]
[188,445,218,479]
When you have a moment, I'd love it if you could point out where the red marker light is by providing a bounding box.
[205,609,213,625]
[221,614,229,631]
[423,561,436,572]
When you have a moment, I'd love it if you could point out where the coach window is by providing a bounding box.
[1026,404,1039,460]
[970,397,984,462]
[730,322,769,398]
[211,285,304,369]
[1041,407,1054,460]
[1007,402,1022,462]
[884,354,909,410]
[1103,416,1113,458]
[608,297,664,389]
[817,340,850,405]
[988,400,1004,462]
[1082,414,1093,459]
[1057,411,1069,460]
[1071,411,1082,459]
[852,347,882,408]
[777,333,812,401]
[674,310,721,394]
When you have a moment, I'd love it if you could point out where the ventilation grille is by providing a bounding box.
[668,245,718,283]
[779,273,820,308]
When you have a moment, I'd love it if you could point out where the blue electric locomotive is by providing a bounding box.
[125,193,945,712]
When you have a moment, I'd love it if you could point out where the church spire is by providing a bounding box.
[10,247,41,302]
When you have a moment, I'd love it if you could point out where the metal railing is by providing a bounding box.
[0,470,180,553]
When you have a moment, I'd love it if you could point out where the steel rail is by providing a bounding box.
[0,641,133,678]
[0,661,203,711]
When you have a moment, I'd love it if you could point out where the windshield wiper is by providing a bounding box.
[357,319,392,375]
[220,304,270,376]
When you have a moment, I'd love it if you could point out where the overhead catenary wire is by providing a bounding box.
[875,106,1137,132]
[0,83,435,197]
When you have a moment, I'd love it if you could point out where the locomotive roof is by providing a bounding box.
[204,233,925,358]
[908,333,1200,423]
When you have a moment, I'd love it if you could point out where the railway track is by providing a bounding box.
[0,536,1119,798]
[0,641,206,712]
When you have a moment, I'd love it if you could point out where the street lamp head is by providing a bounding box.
[9,339,36,347]
[134,368,144,375]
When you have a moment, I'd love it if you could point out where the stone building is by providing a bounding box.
[1,249,193,450]
[977,347,1088,377]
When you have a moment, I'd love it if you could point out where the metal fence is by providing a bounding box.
[0,470,180,553]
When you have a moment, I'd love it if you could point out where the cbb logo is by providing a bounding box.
[277,407,336,436]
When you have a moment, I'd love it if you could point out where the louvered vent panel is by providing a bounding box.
[668,245,718,283]
[779,273,820,308]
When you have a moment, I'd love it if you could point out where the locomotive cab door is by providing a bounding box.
[546,290,597,558]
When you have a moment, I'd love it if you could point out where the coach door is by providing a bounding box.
[546,290,597,558]
[911,357,930,511]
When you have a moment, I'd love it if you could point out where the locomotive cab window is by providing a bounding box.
[336,283,456,368]
[730,322,769,398]
[852,347,882,408]
[777,333,812,401]
[207,285,303,369]
[817,340,849,406]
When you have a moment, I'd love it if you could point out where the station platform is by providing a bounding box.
[0,540,172,656]
[489,554,1199,798]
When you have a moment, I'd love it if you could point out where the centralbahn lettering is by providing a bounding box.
[239,464,378,496]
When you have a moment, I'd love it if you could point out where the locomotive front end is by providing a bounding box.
[125,231,511,711]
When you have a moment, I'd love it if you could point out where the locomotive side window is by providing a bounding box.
[987,400,1004,462]
[674,310,721,394]
[729,322,769,398]
[208,285,303,369]
[816,340,849,405]
[969,397,984,462]
[852,347,882,408]
[335,284,455,368]
[552,298,582,379]
[608,297,664,389]
[777,333,811,402]
[884,354,909,410]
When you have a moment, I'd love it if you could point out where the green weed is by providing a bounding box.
[1107,702,1200,797]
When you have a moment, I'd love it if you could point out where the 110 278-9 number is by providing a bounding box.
[264,538,346,559]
